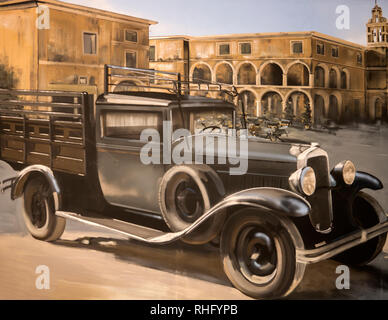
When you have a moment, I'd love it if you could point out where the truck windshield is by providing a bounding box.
[172,107,234,134]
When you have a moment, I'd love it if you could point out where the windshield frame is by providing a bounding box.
[169,105,236,135]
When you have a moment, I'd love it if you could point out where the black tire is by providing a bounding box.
[159,165,225,245]
[220,209,304,299]
[334,192,387,266]
[23,176,66,242]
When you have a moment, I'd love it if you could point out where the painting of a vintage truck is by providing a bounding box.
[0,0,387,300]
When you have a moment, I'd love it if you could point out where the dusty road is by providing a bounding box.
[0,125,387,300]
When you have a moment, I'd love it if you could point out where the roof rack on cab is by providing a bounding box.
[104,64,239,101]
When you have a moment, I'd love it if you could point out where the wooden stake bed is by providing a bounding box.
[0,89,92,176]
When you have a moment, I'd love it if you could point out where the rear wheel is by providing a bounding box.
[220,209,304,299]
[23,176,65,242]
[159,165,225,244]
[334,192,387,266]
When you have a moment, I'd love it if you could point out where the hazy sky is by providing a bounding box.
[63,0,386,45]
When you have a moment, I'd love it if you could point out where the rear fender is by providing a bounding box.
[11,165,61,211]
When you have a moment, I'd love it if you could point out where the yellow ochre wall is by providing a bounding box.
[0,1,152,97]
[0,5,38,90]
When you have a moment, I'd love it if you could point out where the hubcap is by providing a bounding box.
[236,226,278,283]
[175,180,204,223]
[30,190,48,229]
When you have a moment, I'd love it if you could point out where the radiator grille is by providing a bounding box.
[306,154,333,232]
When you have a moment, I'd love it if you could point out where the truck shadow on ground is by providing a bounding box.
[54,235,388,300]
[55,236,232,289]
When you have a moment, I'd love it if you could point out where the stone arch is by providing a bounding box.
[314,63,329,88]
[214,61,235,84]
[340,68,350,89]
[328,92,343,122]
[343,103,355,123]
[258,89,284,104]
[237,88,259,116]
[314,94,326,125]
[329,67,340,89]
[259,61,285,86]
[260,90,284,118]
[190,62,213,83]
[374,97,387,123]
[366,50,385,67]
[284,90,312,119]
[285,60,311,74]
[236,61,257,85]
[286,62,310,86]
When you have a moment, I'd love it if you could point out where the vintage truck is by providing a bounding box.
[0,65,387,299]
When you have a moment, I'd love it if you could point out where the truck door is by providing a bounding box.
[96,106,165,215]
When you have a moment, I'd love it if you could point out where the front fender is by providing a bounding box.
[11,165,61,210]
[353,171,383,192]
[150,187,310,246]
[333,171,383,199]
[216,187,311,218]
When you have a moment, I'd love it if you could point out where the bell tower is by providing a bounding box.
[367,1,388,47]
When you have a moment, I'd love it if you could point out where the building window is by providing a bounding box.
[240,43,252,55]
[331,46,339,58]
[125,30,138,43]
[219,43,230,55]
[83,33,97,55]
[125,51,137,68]
[317,43,325,55]
[79,76,88,85]
[291,41,303,54]
[357,52,363,65]
[149,46,156,62]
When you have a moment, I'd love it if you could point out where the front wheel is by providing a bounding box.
[23,176,66,242]
[220,209,305,299]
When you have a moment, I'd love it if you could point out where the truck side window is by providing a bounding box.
[102,110,162,141]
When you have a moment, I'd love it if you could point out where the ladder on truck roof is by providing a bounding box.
[104,64,239,100]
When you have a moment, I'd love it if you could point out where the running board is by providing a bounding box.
[56,211,186,244]
[56,194,231,245]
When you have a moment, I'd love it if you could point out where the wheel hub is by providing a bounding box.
[237,227,278,281]
[30,193,48,228]
[175,181,204,223]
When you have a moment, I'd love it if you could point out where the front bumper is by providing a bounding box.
[296,220,388,264]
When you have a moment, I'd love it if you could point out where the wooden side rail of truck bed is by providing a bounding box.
[0,89,92,176]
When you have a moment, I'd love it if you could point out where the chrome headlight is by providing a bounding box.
[289,167,317,197]
[333,160,356,185]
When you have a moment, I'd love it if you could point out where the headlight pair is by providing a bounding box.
[290,160,356,197]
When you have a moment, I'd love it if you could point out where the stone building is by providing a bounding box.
[150,4,388,125]
[0,0,156,96]
[366,3,388,123]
